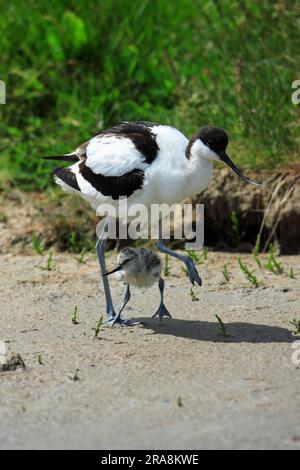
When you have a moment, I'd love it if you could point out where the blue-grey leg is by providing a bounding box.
[110,284,133,325]
[111,284,141,325]
[152,277,171,321]
[96,223,138,326]
[156,219,202,286]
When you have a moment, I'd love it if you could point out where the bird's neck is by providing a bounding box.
[184,145,213,197]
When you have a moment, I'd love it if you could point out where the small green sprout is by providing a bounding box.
[72,306,79,325]
[189,288,199,301]
[230,211,245,246]
[177,396,183,407]
[0,212,8,223]
[40,252,54,271]
[185,250,202,264]
[289,268,296,279]
[92,316,104,338]
[31,232,44,255]
[238,257,259,287]
[75,247,87,264]
[222,264,230,282]
[68,231,79,253]
[215,314,230,337]
[163,254,170,276]
[38,354,44,365]
[253,234,261,256]
[202,247,208,260]
[264,244,284,274]
[289,319,300,335]
[252,250,262,268]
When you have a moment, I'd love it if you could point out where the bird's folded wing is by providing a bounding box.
[84,122,159,177]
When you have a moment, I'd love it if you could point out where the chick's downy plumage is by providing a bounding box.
[111,247,162,288]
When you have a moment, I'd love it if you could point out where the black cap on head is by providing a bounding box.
[197,126,260,186]
[198,126,229,154]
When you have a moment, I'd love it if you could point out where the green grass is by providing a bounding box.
[189,288,199,302]
[74,247,87,264]
[222,264,230,282]
[238,257,259,287]
[289,319,300,336]
[215,314,230,338]
[264,243,284,274]
[252,250,262,268]
[0,212,8,223]
[92,316,104,338]
[185,249,202,264]
[0,0,299,191]
[163,254,170,277]
[38,354,44,365]
[39,252,55,271]
[31,232,44,255]
[289,268,296,279]
[230,211,245,247]
[71,305,79,325]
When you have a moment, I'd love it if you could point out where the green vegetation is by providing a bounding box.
[0,0,299,191]
[252,250,262,269]
[31,232,44,255]
[238,257,259,287]
[222,264,230,282]
[185,249,202,264]
[264,243,284,274]
[39,252,55,271]
[189,288,199,301]
[75,247,87,264]
[202,247,209,261]
[38,354,44,365]
[215,314,230,338]
[71,305,79,325]
[230,211,245,247]
[289,268,296,279]
[289,319,300,336]
[92,316,104,338]
[163,254,170,277]
[0,212,8,223]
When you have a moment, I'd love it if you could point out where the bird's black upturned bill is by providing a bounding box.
[218,151,261,186]
[102,265,122,277]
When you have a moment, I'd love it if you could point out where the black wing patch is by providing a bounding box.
[99,122,159,164]
[53,167,80,191]
[79,162,144,200]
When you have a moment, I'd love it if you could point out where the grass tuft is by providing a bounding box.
[222,264,231,282]
[289,319,300,336]
[40,252,54,271]
[215,315,230,338]
[264,244,284,274]
[238,257,259,287]
[189,288,199,302]
[92,316,104,338]
[72,306,79,325]
[31,232,44,255]
[163,254,170,277]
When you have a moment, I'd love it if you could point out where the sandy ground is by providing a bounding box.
[0,250,300,450]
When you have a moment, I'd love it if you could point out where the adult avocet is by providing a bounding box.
[45,121,259,325]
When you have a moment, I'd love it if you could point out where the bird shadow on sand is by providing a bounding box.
[135,317,293,344]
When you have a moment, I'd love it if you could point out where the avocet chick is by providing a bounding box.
[104,247,171,325]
